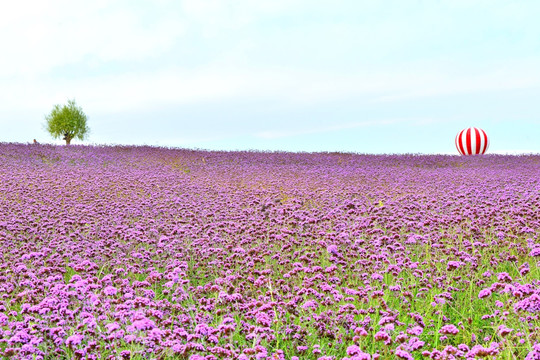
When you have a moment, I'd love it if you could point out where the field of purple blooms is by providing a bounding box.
[1,143,540,360]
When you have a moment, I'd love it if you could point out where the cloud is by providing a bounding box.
[254,118,410,139]
[0,0,185,77]
[371,58,540,103]
[2,0,540,113]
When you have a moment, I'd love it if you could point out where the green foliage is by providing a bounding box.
[44,99,89,144]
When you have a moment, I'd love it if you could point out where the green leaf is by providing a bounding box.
[44,99,90,144]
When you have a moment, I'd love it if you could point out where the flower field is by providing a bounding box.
[1,143,539,360]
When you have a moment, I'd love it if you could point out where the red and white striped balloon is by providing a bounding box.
[455,127,489,155]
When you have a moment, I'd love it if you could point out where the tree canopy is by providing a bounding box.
[44,99,89,145]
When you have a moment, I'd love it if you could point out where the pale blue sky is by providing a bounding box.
[1,0,539,154]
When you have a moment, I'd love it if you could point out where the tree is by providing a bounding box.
[44,99,90,145]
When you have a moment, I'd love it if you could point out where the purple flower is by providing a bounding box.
[371,273,384,281]
[498,325,514,337]
[189,355,206,360]
[103,286,117,295]
[407,326,423,336]
[222,316,235,324]
[407,337,425,351]
[354,327,368,336]
[8,330,31,345]
[0,313,8,326]
[520,263,531,276]
[105,323,121,333]
[347,345,362,356]
[478,288,492,299]
[123,335,137,343]
[439,324,459,335]
[530,248,540,257]
[466,343,500,357]
[374,330,391,344]
[525,343,540,360]
[327,244,339,256]
[132,318,156,331]
[446,261,462,271]
[255,312,272,327]
[20,343,38,355]
[65,334,84,347]
[514,294,540,313]
[395,349,414,360]
[4,144,540,359]
[301,300,318,310]
[349,352,371,360]
[497,272,512,283]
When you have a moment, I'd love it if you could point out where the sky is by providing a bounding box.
[1,0,539,154]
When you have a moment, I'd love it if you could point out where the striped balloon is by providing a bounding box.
[455,127,489,155]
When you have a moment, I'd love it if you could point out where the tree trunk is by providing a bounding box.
[63,132,72,145]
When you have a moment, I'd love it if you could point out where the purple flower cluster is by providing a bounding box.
[0,144,539,358]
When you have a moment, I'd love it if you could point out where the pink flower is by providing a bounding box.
[103,286,117,295]
[327,244,339,256]
[354,327,368,336]
[525,343,540,360]
[105,323,120,333]
[347,345,362,356]
[498,325,514,337]
[189,355,205,360]
[65,334,83,348]
[497,272,512,283]
[395,349,414,360]
[439,324,459,335]
[302,300,318,310]
[374,330,391,344]
[0,313,8,326]
[514,294,540,313]
[478,288,492,299]
[132,318,156,331]
[529,248,540,257]
[407,326,423,336]
[446,261,462,270]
